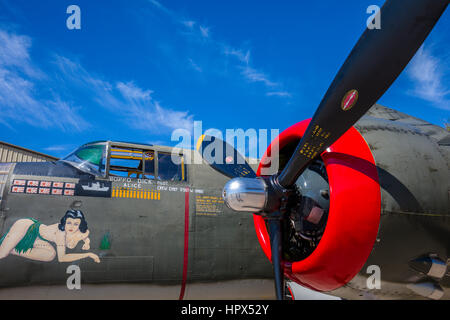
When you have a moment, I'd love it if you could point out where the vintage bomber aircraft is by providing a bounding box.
[0,140,276,299]
[0,0,449,300]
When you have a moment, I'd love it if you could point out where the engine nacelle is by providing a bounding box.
[254,119,381,292]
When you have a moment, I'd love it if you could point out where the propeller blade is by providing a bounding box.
[277,0,448,188]
[197,134,256,178]
[268,217,284,300]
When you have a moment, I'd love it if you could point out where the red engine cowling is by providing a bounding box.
[254,119,381,292]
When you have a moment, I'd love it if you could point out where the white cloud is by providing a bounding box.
[222,46,291,96]
[148,0,172,16]
[117,81,194,132]
[55,56,194,133]
[145,100,194,131]
[223,47,250,65]
[407,46,449,110]
[43,144,79,158]
[0,28,194,135]
[266,91,292,97]
[116,81,153,100]
[240,66,278,87]
[0,30,88,131]
[182,20,196,29]
[199,26,210,38]
[43,145,73,152]
[147,1,290,98]
[0,30,42,78]
[188,58,202,72]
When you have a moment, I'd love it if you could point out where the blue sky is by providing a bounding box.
[0,0,449,158]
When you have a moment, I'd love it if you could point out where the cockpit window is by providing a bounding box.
[61,142,187,181]
[109,147,155,179]
[75,145,104,166]
[61,143,106,176]
[158,152,186,181]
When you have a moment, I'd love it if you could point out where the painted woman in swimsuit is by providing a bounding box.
[0,210,100,263]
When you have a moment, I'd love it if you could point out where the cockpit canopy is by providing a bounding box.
[60,141,186,181]
[61,142,107,176]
